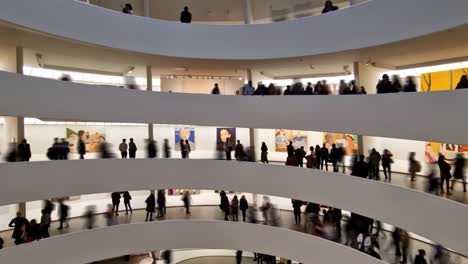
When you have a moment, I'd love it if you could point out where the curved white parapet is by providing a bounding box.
[1,160,468,256]
[1,0,468,59]
[0,71,466,145]
[0,220,384,264]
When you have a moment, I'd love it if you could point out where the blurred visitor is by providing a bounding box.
[84,205,96,229]
[163,139,171,158]
[403,76,417,92]
[111,192,121,216]
[236,250,242,264]
[306,146,316,169]
[220,190,230,221]
[381,149,393,181]
[369,148,381,180]
[9,212,29,245]
[243,81,255,95]
[305,82,314,95]
[180,139,190,159]
[182,190,191,214]
[351,155,368,178]
[123,191,133,215]
[78,135,86,159]
[105,204,114,226]
[211,83,220,94]
[451,154,466,192]
[224,136,233,160]
[40,209,51,238]
[157,189,166,217]
[456,75,468,89]
[437,155,452,195]
[240,195,249,222]
[320,144,329,171]
[17,139,31,162]
[376,74,393,94]
[231,195,239,221]
[408,152,420,181]
[315,145,322,169]
[180,6,192,23]
[57,199,70,230]
[322,0,338,13]
[260,142,269,164]
[122,3,133,14]
[295,146,306,167]
[283,85,292,95]
[391,75,402,93]
[5,142,18,162]
[124,76,138,89]
[235,140,244,161]
[100,141,115,158]
[414,249,428,264]
[147,139,158,158]
[330,144,340,172]
[292,199,303,225]
[287,141,295,157]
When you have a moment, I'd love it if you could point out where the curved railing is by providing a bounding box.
[0,220,384,264]
[0,71,466,145]
[1,0,468,59]
[1,159,467,256]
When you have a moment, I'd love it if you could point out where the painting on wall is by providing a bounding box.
[66,128,106,153]
[323,133,358,155]
[420,67,468,162]
[275,129,308,152]
[216,128,236,151]
[425,142,467,163]
[175,127,195,151]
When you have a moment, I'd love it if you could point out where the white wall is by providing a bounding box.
[160,78,244,95]
[2,0,468,59]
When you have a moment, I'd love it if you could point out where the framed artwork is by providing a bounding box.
[216,128,236,151]
[323,133,358,155]
[175,127,195,151]
[425,142,466,163]
[66,128,106,153]
[275,129,307,152]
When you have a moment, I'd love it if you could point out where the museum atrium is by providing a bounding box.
[0,0,467,263]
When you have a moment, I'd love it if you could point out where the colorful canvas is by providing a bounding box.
[175,127,195,151]
[275,129,308,152]
[66,128,106,153]
[216,128,236,151]
[425,142,467,163]
[323,133,358,155]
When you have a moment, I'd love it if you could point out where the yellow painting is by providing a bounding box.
[420,68,468,91]
[425,142,467,163]
[323,133,358,155]
[66,128,106,153]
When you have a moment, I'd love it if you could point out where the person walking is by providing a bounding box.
[295,146,306,167]
[231,195,239,221]
[111,192,121,216]
[224,137,233,160]
[129,138,137,158]
[292,199,303,225]
[408,152,420,181]
[182,190,191,214]
[78,137,86,159]
[438,155,452,195]
[240,195,248,222]
[321,144,329,171]
[400,229,410,264]
[381,149,394,181]
[147,139,157,158]
[123,191,132,215]
[163,139,171,158]
[369,149,382,180]
[236,250,243,264]
[9,212,29,245]
[57,199,70,230]
[145,192,156,221]
[157,189,166,217]
[261,142,269,164]
[119,139,128,158]
[451,154,466,192]
[17,139,31,162]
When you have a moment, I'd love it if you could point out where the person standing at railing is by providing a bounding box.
[17,139,31,162]
[211,83,220,94]
[322,0,338,14]
[129,138,137,159]
[456,75,468,89]
[403,76,417,92]
[180,6,192,23]
[122,3,133,14]
[243,81,255,95]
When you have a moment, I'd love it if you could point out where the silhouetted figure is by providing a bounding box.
[43,199,54,215]
[235,140,244,161]
[408,152,420,181]
[123,191,132,215]
[61,138,70,160]
[292,199,303,225]
[254,83,267,96]
[40,209,51,238]
[163,139,171,158]
[147,139,157,158]
[376,74,393,94]
[381,149,393,181]
[122,3,133,14]
[305,82,314,95]
[414,249,428,264]
[243,81,255,95]
[5,142,18,162]
[451,154,466,192]
[111,192,121,216]
[220,191,230,220]
[211,83,220,94]
[0,237,4,249]
[392,227,402,258]
[330,144,340,172]
[315,145,322,169]
[240,195,248,222]
[283,85,292,95]
[456,75,468,89]
[236,250,243,264]
[84,206,96,229]
[129,138,137,158]
[9,212,29,245]
[224,137,233,160]
[182,190,191,214]
[161,250,173,264]
[295,146,306,167]
[339,80,350,95]
[286,141,295,157]
[157,190,166,217]
[305,146,316,169]
[119,139,128,158]
[438,155,452,194]
[359,86,367,94]
[400,229,410,264]
[337,146,345,173]
[391,75,402,93]
[403,76,417,92]
[180,140,189,159]
[351,155,369,178]
[51,137,61,160]
[57,199,70,230]
[291,82,305,95]
[321,144,329,171]
[231,195,239,221]
[332,208,342,238]
[369,148,381,180]
[180,6,192,23]
[28,219,41,241]
[78,137,86,159]
[100,142,114,159]
[322,0,338,13]
[261,142,269,164]
[145,192,156,221]
[17,139,31,162]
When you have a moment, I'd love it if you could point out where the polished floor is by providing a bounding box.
[0,205,466,264]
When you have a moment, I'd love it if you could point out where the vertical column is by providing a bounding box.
[146,65,154,141]
[243,0,253,24]
[143,0,150,17]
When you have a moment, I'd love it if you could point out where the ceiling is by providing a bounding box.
[0,21,467,80]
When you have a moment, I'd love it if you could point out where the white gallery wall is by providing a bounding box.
[160,78,244,95]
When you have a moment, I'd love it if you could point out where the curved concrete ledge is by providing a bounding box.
[0,220,384,264]
[1,0,468,59]
[0,72,466,145]
[0,159,467,256]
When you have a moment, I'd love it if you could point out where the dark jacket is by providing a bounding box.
[129,142,137,153]
[111,192,121,204]
[123,191,132,202]
[240,197,248,211]
[321,147,329,160]
[145,194,156,212]
[287,144,295,157]
[351,160,369,178]
[330,147,340,162]
[437,157,452,179]
[414,255,427,264]
[454,156,465,179]
[78,140,86,155]
[376,80,393,94]
[220,196,230,212]
[180,10,192,23]
[17,143,31,161]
